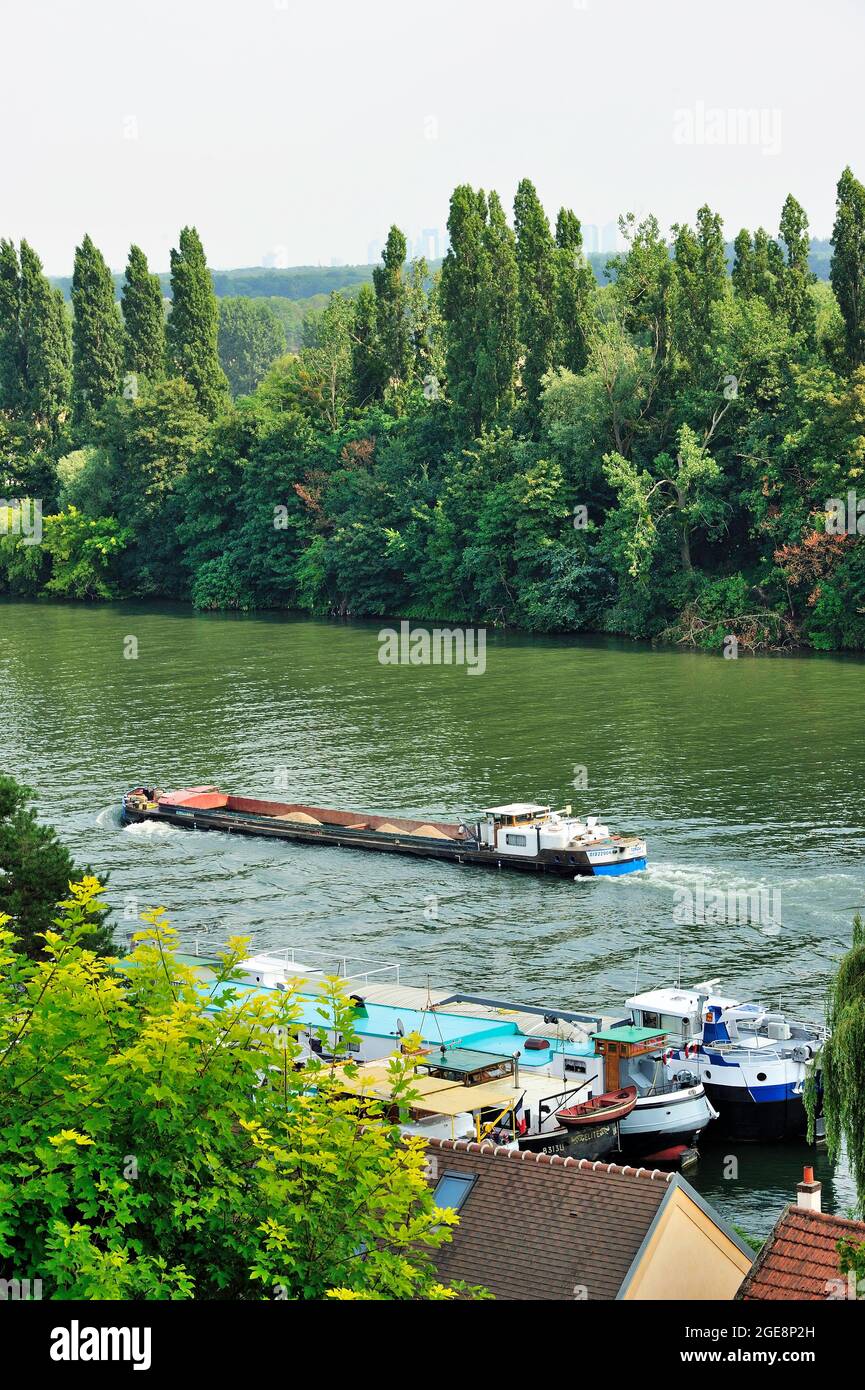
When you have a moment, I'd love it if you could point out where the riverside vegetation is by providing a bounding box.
[3,172,865,650]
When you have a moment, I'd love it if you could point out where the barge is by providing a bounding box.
[121,785,648,878]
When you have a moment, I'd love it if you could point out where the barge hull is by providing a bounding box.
[122,803,605,877]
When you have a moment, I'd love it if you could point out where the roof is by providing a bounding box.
[737,1204,865,1300]
[481,803,549,817]
[424,1137,676,1300]
[592,1026,666,1044]
[423,1048,511,1074]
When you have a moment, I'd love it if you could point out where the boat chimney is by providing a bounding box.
[796,1165,822,1213]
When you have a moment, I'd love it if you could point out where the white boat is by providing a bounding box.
[625,982,826,1142]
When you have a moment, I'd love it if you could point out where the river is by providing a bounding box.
[1,597,862,1237]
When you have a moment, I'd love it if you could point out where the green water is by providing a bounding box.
[1,598,862,1236]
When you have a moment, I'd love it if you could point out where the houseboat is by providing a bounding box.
[625,982,826,1142]
[121,785,648,878]
[191,945,715,1160]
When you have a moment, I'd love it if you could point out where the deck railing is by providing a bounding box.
[189,938,401,985]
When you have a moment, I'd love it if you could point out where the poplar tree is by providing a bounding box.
[72,234,124,432]
[372,226,411,390]
[440,184,488,429]
[122,244,165,381]
[731,229,755,297]
[166,226,228,416]
[18,240,71,439]
[553,207,593,374]
[477,190,518,422]
[0,240,25,413]
[670,205,728,371]
[778,194,815,339]
[831,166,865,369]
[513,178,557,411]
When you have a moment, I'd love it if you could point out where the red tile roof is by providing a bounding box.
[424,1137,675,1301]
[738,1205,865,1300]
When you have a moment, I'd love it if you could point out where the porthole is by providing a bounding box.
[704,1070,711,1080]
[757,1071,767,1082]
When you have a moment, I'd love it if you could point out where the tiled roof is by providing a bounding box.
[424,1137,673,1301]
[738,1205,865,1300]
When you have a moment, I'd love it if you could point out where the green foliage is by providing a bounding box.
[0,881,480,1300]
[71,235,123,434]
[121,245,165,382]
[166,227,229,416]
[6,172,865,651]
[43,507,131,599]
[218,297,286,397]
[806,914,865,1214]
[831,167,865,369]
[0,777,112,958]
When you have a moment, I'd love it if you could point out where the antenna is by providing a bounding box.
[633,946,641,998]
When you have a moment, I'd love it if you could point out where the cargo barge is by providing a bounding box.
[121,786,648,878]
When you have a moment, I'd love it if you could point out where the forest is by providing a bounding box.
[3,171,865,652]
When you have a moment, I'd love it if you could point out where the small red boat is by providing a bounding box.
[556,1085,638,1129]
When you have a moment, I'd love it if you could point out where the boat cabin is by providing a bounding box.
[625,983,738,1044]
[421,1047,516,1086]
[473,803,611,856]
[592,1026,668,1090]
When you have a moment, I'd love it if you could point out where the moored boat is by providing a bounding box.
[557,1085,637,1128]
[121,785,648,878]
[625,982,826,1142]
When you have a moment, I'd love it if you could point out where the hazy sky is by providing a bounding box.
[4,0,863,274]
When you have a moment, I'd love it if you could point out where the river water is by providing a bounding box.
[1,598,862,1236]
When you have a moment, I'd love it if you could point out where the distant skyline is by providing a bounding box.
[4,0,863,276]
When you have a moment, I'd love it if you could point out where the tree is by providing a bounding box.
[18,241,71,442]
[121,245,165,382]
[514,178,557,412]
[830,167,865,369]
[806,914,865,1214]
[71,234,124,434]
[0,241,25,413]
[0,882,477,1299]
[0,775,112,957]
[166,226,229,415]
[603,423,723,579]
[372,226,411,393]
[607,213,673,359]
[440,184,489,430]
[350,283,380,408]
[554,207,594,374]
[670,205,728,372]
[295,293,353,431]
[217,297,285,397]
[779,194,816,338]
[478,192,519,421]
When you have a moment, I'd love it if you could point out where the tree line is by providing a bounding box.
[3,168,865,650]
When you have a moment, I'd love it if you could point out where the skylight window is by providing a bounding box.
[432,1171,477,1212]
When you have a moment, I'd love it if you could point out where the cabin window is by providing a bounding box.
[564,1059,587,1074]
[505,833,527,846]
[641,1010,660,1028]
[432,1171,477,1212]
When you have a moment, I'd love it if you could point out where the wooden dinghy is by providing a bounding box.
[556,1085,637,1129]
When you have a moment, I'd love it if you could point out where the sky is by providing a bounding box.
[3,0,863,275]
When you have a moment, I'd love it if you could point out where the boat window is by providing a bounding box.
[506,833,527,847]
[432,1171,478,1213]
[641,1010,660,1028]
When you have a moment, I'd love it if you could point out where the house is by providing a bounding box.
[737,1167,865,1300]
[424,1137,754,1300]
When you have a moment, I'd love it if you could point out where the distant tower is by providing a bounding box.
[601,221,619,253]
